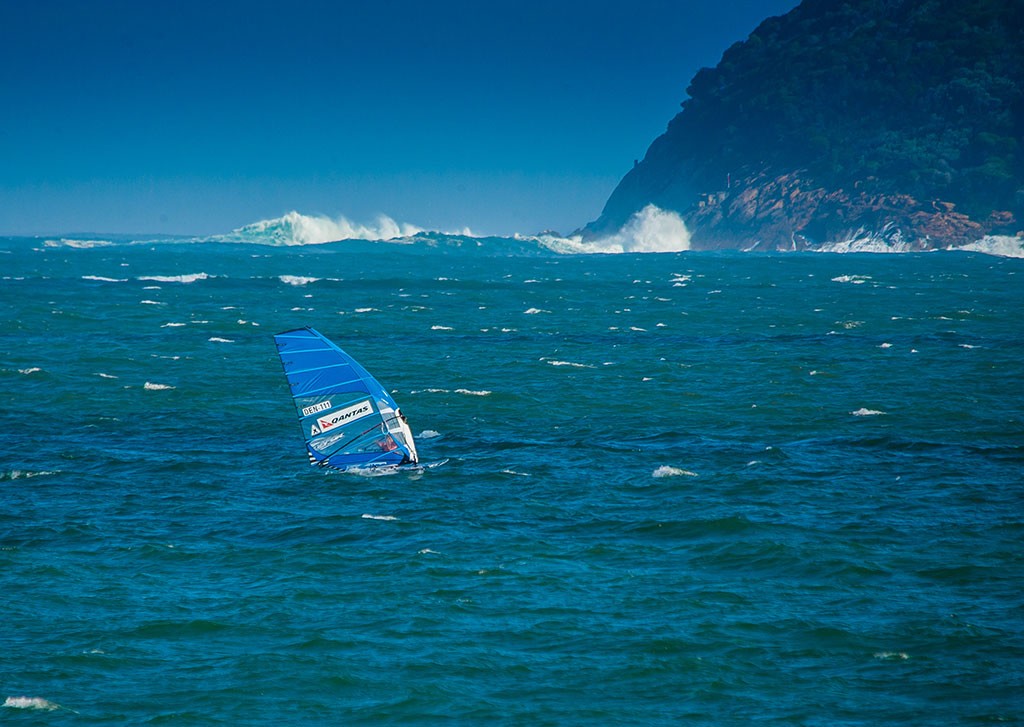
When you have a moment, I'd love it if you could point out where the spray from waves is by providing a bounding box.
[952,235,1024,258]
[205,206,691,254]
[210,211,424,246]
[525,205,691,254]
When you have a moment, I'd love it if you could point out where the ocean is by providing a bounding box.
[1,227,1022,724]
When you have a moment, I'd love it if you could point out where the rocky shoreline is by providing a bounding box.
[684,171,1019,251]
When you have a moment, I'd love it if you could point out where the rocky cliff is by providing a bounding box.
[584,0,1024,250]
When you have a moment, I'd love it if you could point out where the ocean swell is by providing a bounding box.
[209,210,423,246]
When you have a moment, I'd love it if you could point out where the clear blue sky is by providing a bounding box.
[1,0,799,236]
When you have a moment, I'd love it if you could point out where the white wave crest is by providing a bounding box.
[530,205,691,254]
[144,382,175,391]
[815,223,918,253]
[138,273,210,284]
[418,429,441,439]
[44,238,113,248]
[409,387,491,396]
[1,470,59,481]
[545,360,594,368]
[82,275,127,282]
[362,514,399,521]
[952,235,1024,258]
[279,275,320,286]
[4,696,62,711]
[216,211,423,246]
[652,466,699,478]
[851,408,886,416]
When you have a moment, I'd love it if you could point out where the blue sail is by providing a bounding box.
[274,327,419,470]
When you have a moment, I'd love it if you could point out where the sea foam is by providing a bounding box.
[652,466,699,478]
[952,235,1024,258]
[279,275,320,286]
[529,205,691,254]
[144,382,175,391]
[138,273,211,284]
[4,696,62,711]
[214,211,423,246]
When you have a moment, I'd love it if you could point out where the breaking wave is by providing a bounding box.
[32,207,1018,257]
[209,211,424,246]
[952,235,1024,258]
[527,205,692,254]
[198,206,691,254]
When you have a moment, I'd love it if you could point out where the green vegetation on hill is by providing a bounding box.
[590,0,1024,244]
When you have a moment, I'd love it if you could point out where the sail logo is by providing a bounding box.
[317,399,373,433]
[302,400,332,417]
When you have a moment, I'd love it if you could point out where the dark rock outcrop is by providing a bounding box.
[584,0,1024,250]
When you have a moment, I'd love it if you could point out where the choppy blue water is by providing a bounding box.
[1,235,1022,724]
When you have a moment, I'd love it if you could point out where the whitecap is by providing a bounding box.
[879,342,893,348]
[831,275,871,284]
[431,325,454,330]
[144,382,175,391]
[138,273,210,284]
[213,210,423,246]
[652,466,698,478]
[45,238,113,248]
[4,696,61,711]
[279,275,320,286]
[523,307,549,315]
[96,372,118,379]
[418,430,441,439]
[353,308,379,314]
[455,388,491,396]
[2,470,58,481]
[208,337,234,343]
[82,275,127,282]
[952,234,1024,258]
[362,514,398,521]
[139,300,165,306]
[873,651,909,661]
[161,322,187,328]
[851,408,886,416]
[18,367,41,375]
[545,360,594,368]
[531,205,691,254]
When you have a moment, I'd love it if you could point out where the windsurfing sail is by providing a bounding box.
[274,327,419,470]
